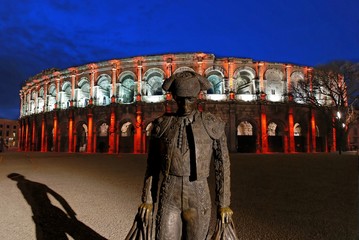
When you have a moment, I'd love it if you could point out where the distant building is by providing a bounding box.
[18,53,341,153]
[0,119,19,148]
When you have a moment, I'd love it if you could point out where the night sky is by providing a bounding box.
[1,0,358,120]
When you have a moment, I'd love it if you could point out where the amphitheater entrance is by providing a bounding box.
[76,123,88,152]
[294,123,305,152]
[237,121,256,153]
[267,122,284,152]
[119,121,134,153]
[97,123,109,153]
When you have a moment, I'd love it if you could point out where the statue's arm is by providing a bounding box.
[141,136,161,205]
[213,131,233,223]
[138,136,161,220]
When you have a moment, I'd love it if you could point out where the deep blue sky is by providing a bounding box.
[1,0,358,120]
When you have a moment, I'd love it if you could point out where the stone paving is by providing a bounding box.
[0,150,357,240]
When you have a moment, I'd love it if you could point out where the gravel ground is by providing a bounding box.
[0,150,357,240]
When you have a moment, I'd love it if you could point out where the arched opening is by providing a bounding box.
[119,121,134,153]
[47,84,56,111]
[97,122,109,153]
[143,70,165,96]
[294,123,305,152]
[96,75,111,106]
[237,121,256,153]
[38,87,45,113]
[77,78,90,107]
[76,123,88,152]
[60,81,71,109]
[267,122,284,152]
[120,77,135,103]
[207,74,223,94]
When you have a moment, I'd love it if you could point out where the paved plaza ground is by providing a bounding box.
[0,150,357,240]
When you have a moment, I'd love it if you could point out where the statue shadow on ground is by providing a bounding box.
[7,173,107,240]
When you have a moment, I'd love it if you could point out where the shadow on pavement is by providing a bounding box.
[7,173,107,240]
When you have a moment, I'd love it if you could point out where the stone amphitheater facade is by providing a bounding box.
[19,53,336,153]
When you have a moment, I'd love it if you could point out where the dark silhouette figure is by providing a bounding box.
[7,173,107,240]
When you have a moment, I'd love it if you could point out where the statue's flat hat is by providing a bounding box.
[162,71,211,97]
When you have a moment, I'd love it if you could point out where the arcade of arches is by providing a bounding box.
[19,53,337,153]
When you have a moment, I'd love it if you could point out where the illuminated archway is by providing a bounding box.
[60,81,71,109]
[237,121,256,153]
[265,68,284,102]
[47,84,56,111]
[119,72,136,103]
[37,87,44,113]
[206,70,224,95]
[143,69,165,96]
[267,121,284,152]
[77,78,90,107]
[233,68,255,95]
[97,122,109,153]
[96,75,111,106]
[76,123,88,152]
[119,121,134,153]
[294,123,305,152]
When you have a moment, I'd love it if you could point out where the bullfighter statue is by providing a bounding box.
[126,71,238,240]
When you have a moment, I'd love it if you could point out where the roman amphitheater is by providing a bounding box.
[19,53,337,153]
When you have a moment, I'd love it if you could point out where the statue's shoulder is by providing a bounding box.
[151,113,175,137]
[200,111,225,140]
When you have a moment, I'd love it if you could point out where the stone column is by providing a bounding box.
[286,64,292,96]
[41,116,46,152]
[71,73,76,107]
[288,106,295,152]
[258,62,265,97]
[43,81,48,111]
[25,118,29,151]
[137,61,143,100]
[34,87,38,114]
[260,104,268,153]
[197,57,203,75]
[134,103,143,153]
[228,60,234,92]
[87,109,93,153]
[68,110,74,152]
[166,58,172,78]
[109,106,116,153]
[90,70,95,104]
[111,67,117,102]
[55,78,60,109]
[53,113,58,151]
[311,109,316,152]
[20,92,24,117]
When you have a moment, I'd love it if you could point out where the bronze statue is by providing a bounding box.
[126,71,238,240]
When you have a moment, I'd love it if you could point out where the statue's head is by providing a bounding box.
[162,71,211,115]
[162,71,211,98]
